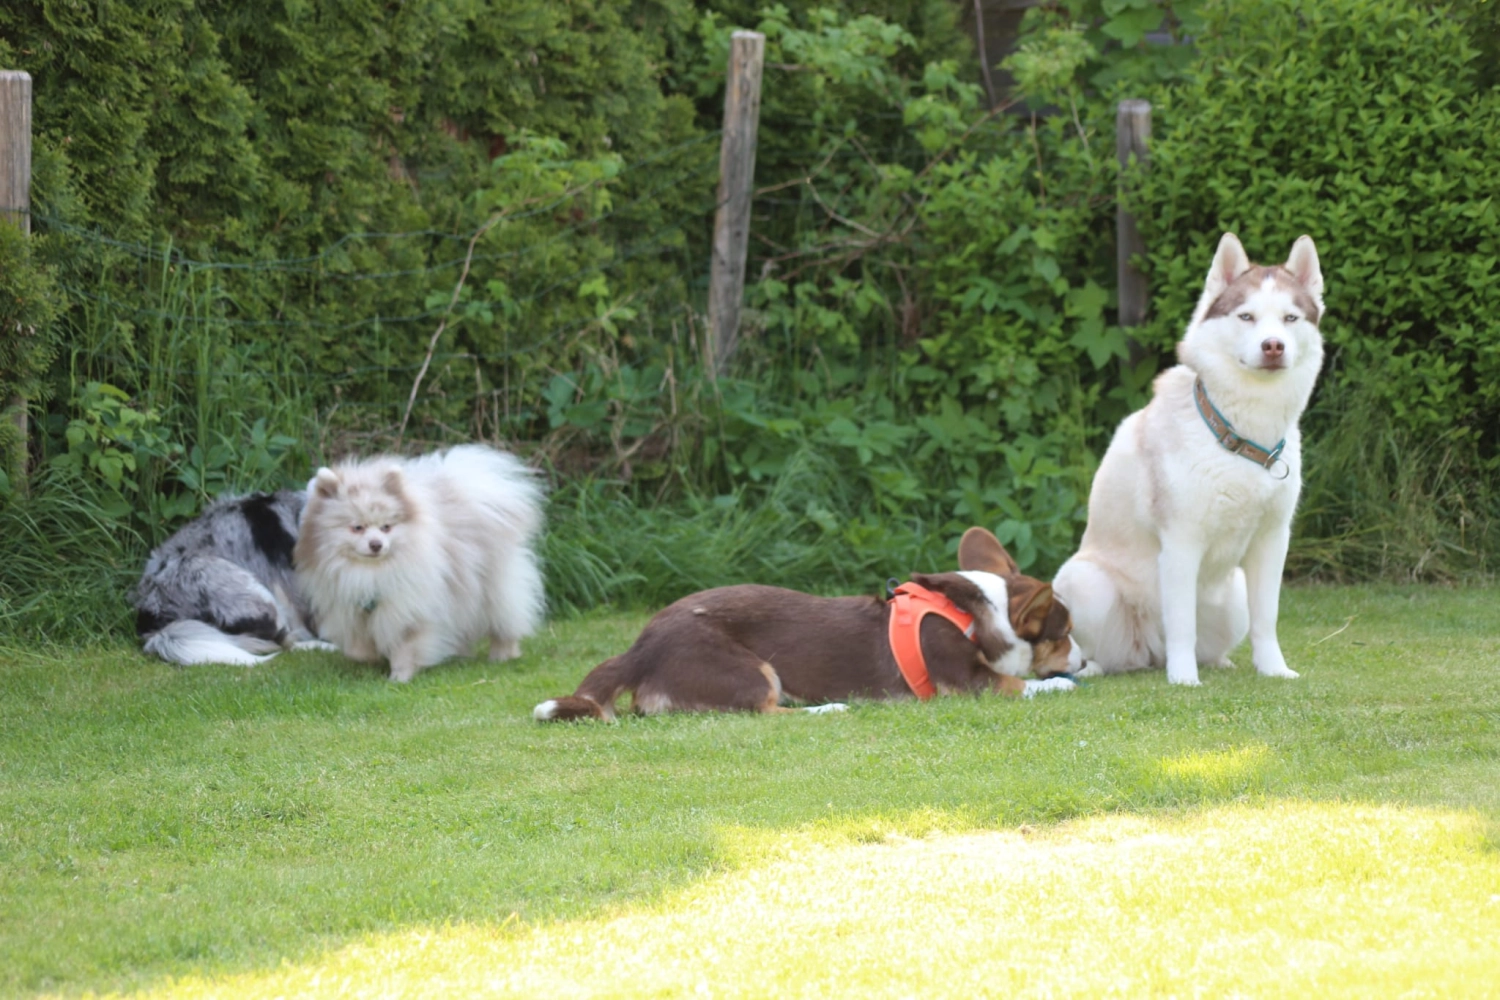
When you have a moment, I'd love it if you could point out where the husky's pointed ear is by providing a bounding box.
[1285,235,1323,300]
[1206,232,1252,294]
[958,527,1020,577]
[311,467,341,500]
[381,466,405,496]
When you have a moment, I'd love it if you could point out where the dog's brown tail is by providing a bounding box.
[532,655,633,722]
[532,695,608,722]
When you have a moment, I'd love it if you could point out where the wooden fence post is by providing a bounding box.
[1,70,32,492]
[706,30,765,378]
[1115,99,1151,337]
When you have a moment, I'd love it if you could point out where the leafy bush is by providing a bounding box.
[0,0,707,443]
[701,9,1126,571]
[1009,0,1208,93]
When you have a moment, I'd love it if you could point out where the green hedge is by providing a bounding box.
[0,0,707,433]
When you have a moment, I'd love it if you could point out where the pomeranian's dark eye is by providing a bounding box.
[380,524,392,533]
[351,525,365,534]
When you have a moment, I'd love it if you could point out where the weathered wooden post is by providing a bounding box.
[0,72,27,235]
[1116,99,1151,335]
[1,70,32,491]
[706,30,765,378]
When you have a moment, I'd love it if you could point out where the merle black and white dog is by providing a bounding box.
[134,491,333,666]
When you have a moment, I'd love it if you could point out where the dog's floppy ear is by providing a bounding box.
[957,527,1020,577]
[909,572,985,613]
[1206,232,1251,297]
[311,467,341,500]
[1008,580,1056,640]
[1284,234,1323,302]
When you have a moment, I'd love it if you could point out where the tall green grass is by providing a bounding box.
[61,251,317,505]
[0,469,144,639]
[0,257,323,643]
[3,373,1495,647]
[1295,378,1498,582]
[541,448,953,616]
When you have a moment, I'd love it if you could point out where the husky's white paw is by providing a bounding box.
[1254,650,1299,678]
[1207,656,1237,669]
[1023,677,1078,698]
[1167,669,1203,687]
[292,639,339,653]
[803,703,848,714]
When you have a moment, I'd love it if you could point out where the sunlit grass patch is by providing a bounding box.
[1156,742,1271,795]
[109,802,1500,1000]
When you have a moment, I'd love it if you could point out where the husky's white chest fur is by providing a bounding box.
[1054,233,1325,686]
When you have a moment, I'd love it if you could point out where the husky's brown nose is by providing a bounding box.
[1261,337,1285,361]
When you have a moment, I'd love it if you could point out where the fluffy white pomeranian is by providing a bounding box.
[294,444,545,681]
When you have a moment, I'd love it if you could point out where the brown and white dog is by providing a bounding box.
[533,528,1081,721]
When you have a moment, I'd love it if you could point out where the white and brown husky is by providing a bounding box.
[1054,233,1325,686]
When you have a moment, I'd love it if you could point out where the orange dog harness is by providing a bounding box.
[887,581,977,700]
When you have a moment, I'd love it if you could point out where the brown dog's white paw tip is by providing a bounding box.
[1022,677,1078,698]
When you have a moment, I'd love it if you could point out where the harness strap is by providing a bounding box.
[887,582,977,700]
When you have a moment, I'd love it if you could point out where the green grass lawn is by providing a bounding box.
[2,585,1499,998]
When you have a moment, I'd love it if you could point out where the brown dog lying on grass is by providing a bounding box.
[534,527,1082,721]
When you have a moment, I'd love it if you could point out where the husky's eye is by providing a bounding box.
[1236,311,1255,322]
[1283,314,1299,324]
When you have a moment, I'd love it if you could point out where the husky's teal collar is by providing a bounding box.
[1193,377,1287,475]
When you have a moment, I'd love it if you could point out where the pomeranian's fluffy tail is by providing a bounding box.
[439,444,545,541]
[142,620,281,666]
[533,655,634,722]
